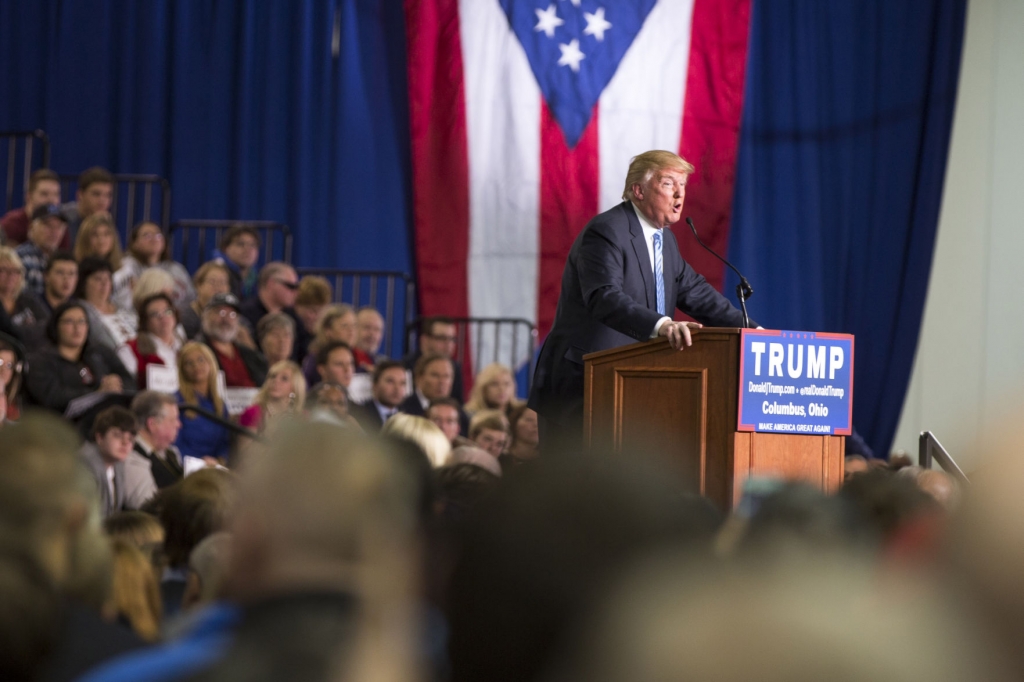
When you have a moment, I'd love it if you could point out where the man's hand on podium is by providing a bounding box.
[658,320,703,350]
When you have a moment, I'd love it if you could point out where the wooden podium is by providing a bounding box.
[583,328,844,510]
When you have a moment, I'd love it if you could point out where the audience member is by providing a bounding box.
[447,445,502,477]
[62,166,114,240]
[114,221,195,312]
[311,339,355,390]
[74,211,124,270]
[292,275,331,360]
[434,463,499,522]
[180,261,231,339]
[302,303,356,386]
[38,250,79,313]
[174,342,233,461]
[255,312,295,366]
[0,246,47,336]
[239,359,306,437]
[130,267,176,313]
[158,469,234,619]
[212,225,260,299]
[350,359,407,432]
[127,293,185,389]
[400,354,469,436]
[0,168,67,247]
[465,362,518,416]
[103,511,165,567]
[108,538,163,642]
[404,316,466,402]
[381,412,452,468]
[78,406,138,519]
[129,391,185,501]
[16,203,69,297]
[197,292,267,388]
[468,409,509,460]
[182,532,232,613]
[77,257,137,369]
[0,333,25,421]
[500,404,539,470]
[239,261,301,345]
[354,306,386,372]
[427,397,466,447]
[25,301,135,414]
[306,382,356,427]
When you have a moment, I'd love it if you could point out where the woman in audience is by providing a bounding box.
[256,312,295,366]
[465,362,519,417]
[0,333,25,421]
[103,510,165,568]
[76,257,137,370]
[212,225,260,299]
[301,303,356,387]
[293,275,331,359]
[0,246,47,335]
[239,359,306,437]
[175,341,232,461]
[180,261,231,338]
[113,221,195,311]
[74,212,124,271]
[381,413,451,468]
[128,293,186,388]
[108,538,162,642]
[24,301,136,413]
[468,409,510,460]
[500,404,539,469]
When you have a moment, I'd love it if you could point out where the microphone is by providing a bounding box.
[685,217,753,329]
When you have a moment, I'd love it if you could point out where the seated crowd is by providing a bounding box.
[0,168,1017,682]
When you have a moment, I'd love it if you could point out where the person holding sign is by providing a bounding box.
[128,293,185,390]
[174,342,232,461]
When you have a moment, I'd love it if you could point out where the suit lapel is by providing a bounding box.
[625,203,656,309]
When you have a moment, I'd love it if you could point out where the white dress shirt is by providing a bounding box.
[630,202,672,337]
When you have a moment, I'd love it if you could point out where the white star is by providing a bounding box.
[534,4,564,38]
[557,39,586,72]
[561,0,582,6]
[583,7,612,41]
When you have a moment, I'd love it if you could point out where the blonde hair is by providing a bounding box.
[381,413,451,468]
[468,409,509,441]
[0,246,26,295]
[74,212,123,270]
[193,260,230,289]
[621,150,695,202]
[109,539,162,641]
[254,360,306,412]
[177,342,225,418]
[132,268,175,310]
[103,511,165,567]
[465,363,516,413]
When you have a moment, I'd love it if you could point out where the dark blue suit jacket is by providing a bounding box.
[528,202,751,425]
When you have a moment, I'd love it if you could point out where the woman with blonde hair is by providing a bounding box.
[465,362,520,416]
[174,341,232,461]
[301,303,356,387]
[0,246,47,333]
[108,538,162,641]
[381,413,451,468]
[74,211,124,270]
[240,360,306,436]
[113,220,195,311]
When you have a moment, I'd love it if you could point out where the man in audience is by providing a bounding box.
[350,359,407,432]
[1,168,68,247]
[39,251,78,313]
[212,225,261,299]
[197,292,268,388]
[426,397,465,447]
[353,306,386,372]
[255,312,295,366]
[239,262,302,354]
[62,166,114,239]
[15,203,69,296]
[469,410,510,460]
[128,391,184,501]
[314,339,355,390]
[306,383,353,426]
[78,406,138,519]
[403,316,466,402]
[399,354,468,436]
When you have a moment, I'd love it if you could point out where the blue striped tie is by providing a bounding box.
[653,231,665,315]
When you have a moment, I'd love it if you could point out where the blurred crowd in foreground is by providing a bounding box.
[1,407,1022,682]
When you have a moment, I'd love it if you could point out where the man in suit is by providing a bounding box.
[78,406,137,519]
[529,150,752,454]
[398,354,469,436]
[350,360,408,432]
[402,316,466,402]
[126,391,185,505]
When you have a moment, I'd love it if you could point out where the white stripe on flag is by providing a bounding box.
[598,0,694,212]
[460,0,541,374]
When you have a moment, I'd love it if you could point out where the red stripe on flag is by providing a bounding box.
[537,103,600,338]
[404,0,471,321]
[675,0,752,295]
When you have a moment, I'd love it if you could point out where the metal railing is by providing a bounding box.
[296,268,416,359]
[60,173,171,243]
[1,130,51,214]
[168,220,292,273]
[918,431,969,485]
[406,316,538,391]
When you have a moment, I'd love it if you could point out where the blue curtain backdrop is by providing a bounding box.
[0,0,412,273]
[728,0,967,457]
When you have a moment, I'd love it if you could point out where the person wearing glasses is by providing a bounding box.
[128,293,186,389]
[24,300,135,414]
[402,316,466,402]
[0,246,48,339]
[76,257,138,371]
[239,262,303,356]
[112,220,195,312]
[195,292,268,388]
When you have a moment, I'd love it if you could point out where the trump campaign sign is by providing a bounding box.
[737,329,855,436]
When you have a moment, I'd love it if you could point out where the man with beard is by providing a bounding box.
[196,292,267,388]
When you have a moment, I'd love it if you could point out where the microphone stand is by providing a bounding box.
[685,217,753,329]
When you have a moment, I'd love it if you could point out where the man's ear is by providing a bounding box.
[630,183,644,202]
